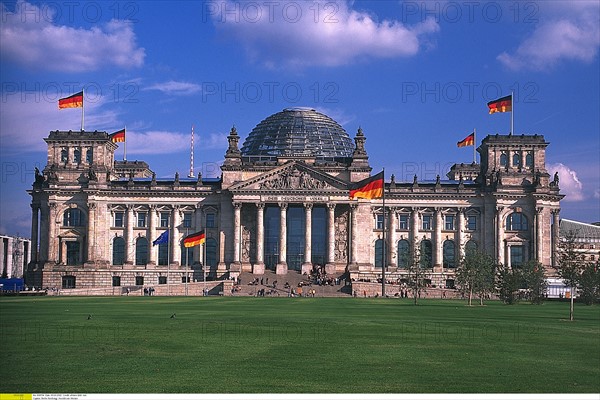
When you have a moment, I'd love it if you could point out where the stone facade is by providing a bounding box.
[27,114,563,292]
[1,235,31,279]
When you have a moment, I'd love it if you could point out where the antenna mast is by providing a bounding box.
[189,124,195,178]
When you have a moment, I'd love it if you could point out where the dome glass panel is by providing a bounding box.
[240,108,354,158]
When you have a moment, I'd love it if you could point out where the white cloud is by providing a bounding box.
[548,163,585,202]
[127,131,227,156]
[210,0,440,68]
[0,92,120,153]
[0,1,145,72]
[144,81,202,95]
[498,2,600,71]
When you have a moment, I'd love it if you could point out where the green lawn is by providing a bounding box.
[0,296,598,393]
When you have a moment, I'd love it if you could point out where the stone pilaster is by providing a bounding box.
[327,204,336,265]
[434,208,443,271]
[457,208,465,260]
[276,203,288,274]
[536,207,544,262]
[410,207,420,259]
[172,206,181,266]
[388,207,397,268]
[48,202,58,263]
[302,203,313,274]
[254,203,265,274]
[232,202,242,265]
[125,205,134,264]
[349,204,358,267]
[496,206,504,266]
[30,204,39,263]
[552,209,560,267]
[87,202,96,263]
[148,206,157,264]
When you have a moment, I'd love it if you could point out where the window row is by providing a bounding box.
[499,151,534,168]
[374,239,479,269]
[376,214,477,231]
[111,236,218,267]
[60,147,93,164]
[112,211,215,228]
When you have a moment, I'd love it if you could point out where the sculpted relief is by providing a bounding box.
[259,168,330,190]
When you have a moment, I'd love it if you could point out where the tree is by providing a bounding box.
[496,263,520,305]
[405,242,429,305]
[557,231,586,320]
[578,260,600,305]
[456,249,496,306]
[520,260,547,305]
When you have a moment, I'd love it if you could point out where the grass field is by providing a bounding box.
[0,296,598,393]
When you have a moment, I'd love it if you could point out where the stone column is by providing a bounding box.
[171,207,181,266]
[254,203,265,274]
[193,206,203,264]
[496,207,504,266]
[536,207,544,262]
[125,205,134,264]
[48,202,58,263]
[232,203,242,264]
[434,208,443,271]
[457,208,465,260]
[552,209,560,267]
[410,207,420,260]
[302,203,313,274]
[349,204,358,266]
[86,202,96,263]
[327,204,336,266]
[39,203,49,263]
[148,206,157,264]
[388,207,397,268]
[276,203,288,274]
[30,204,39,263]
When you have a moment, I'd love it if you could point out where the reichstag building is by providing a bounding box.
[27,108,563,291]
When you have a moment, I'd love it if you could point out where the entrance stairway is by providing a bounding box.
[235,270,352,297]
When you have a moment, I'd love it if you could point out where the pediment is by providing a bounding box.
[229,162,348,192]
[58,229,83,238]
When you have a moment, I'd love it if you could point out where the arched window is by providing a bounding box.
[420,240,432,268]
[61,148,68,163]
[443,240,455,268]
[506,212,528,231]
[397,240,410,269]
[374,239,386,268]
[112,237,125,265]
[86,148,93,164]
[206,238,217,268]
[525,152,533,167]
[73,148,81,164]
[500,153,508,167]
[63,208,85,226]
[465,240,478,255]
[135,237,148,265]
[512,153,521,167]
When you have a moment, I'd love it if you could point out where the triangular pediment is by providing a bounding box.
[229,161,348,192]
[58,229,83,238]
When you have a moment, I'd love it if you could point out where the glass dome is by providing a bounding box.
[240,108,354,158]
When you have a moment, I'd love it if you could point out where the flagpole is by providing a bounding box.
[382,168,386,298]
[203,242,206,296]
[510,91,514,135]
[124,126,127,161]
[473,128,476,164]
[167,229,170,296]
[81,89,85,131]
[185,229,189,296]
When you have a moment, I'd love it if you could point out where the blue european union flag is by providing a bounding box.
[152,230,169,246]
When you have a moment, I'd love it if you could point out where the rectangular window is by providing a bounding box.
[158,276,167,285]
[137,212,147,228]
[183,212,193,228]
[445,215,455,231]
[467,216,477,231]
[135,276,144,286]
[112,276,121,287]
[114,212,124,228]
[206,213,216,228]
[160,212,170,228]
[376,214,384,230]
[399,214,409,230]
[422,215,432,230]
[510,245,524,268]
[181,276,190,283]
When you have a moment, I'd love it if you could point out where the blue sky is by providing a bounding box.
[1,0,599,237]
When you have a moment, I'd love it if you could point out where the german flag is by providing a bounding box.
[109,129,125,143]
[457,132,475,147]
[58,91,83,109]
[487,95,512,114]
[183,230,206,248]
[349,171,384,200]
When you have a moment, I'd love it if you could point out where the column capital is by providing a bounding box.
[126,204,134,211]
[48,201,57,209]
[552,208,561,216]
[349,203,357,210]
[410,206,420,213]
[255,202,265,210]
[87,202,97,210]
[536,207,544,215]
[30,203,40,211]
[233,202,242,210]
[495,206,504,214]
[303,202,313,210]
[327,203,336,210]
[149,204,157,211]
[456,207,465,213]
[278,202,288,210]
